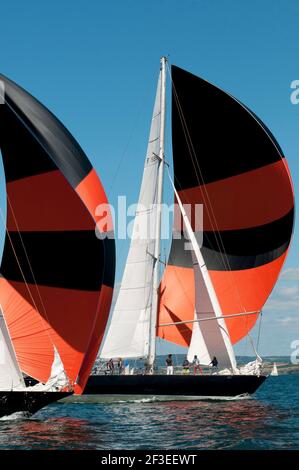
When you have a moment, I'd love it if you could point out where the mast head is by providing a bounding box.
[160,56,168,68]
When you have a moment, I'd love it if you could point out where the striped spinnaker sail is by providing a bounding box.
[0,74,115,392]
[158,65,294,355]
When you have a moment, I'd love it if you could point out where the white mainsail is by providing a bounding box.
[0,306,25,391]
[168,172,237,371]
[100,72,162,359]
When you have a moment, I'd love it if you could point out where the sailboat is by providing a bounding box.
[271,363,278,376]
[0,74,115,416]
[88,57,294,398]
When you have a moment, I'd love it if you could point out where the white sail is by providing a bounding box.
[187,312,211,366]
[27,346,70,391]
[187,253,235,369]
[168,171,237,371]
[0,306,25,391]
[270,363,278,376]
[100,72,162,359]
[45,346,70,390]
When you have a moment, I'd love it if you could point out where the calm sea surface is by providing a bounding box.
[0,375,298,450]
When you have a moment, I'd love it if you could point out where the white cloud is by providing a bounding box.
[280,268,299,281]
[264,276,299,312]
[264,297,299,311]
[275,285,299,297]
[275,316,299,326]
[241,269,299,354]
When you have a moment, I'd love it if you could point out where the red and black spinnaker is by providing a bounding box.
[0,74,115,393]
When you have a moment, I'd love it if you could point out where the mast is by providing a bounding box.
[147,56,167,372]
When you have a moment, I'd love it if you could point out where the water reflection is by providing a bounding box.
[0,414,99,449]
[101,398,295,450]
[0,380,297,450]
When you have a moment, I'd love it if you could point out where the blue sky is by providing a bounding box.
[1,0,299,355]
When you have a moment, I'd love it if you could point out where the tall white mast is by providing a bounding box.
[147,56,167,372]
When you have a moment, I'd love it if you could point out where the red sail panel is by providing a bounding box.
[6,170,95,232]
[176,160,293,232]
[158,265,194,347]
[75,168,115,392]
[0,74,115,392]
[157,65,294,347]
[209,251,289,344]
[0,278,53,380]
[0,278,100,383]
[75,284,113,393]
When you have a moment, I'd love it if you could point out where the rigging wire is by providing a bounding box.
[0,205,52,341]
[168,64,245,309]
[111,75,163,302]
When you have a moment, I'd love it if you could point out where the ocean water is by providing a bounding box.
[0,375,298,450]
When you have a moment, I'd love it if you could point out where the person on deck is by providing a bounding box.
[192,355,202,375]
[106,358,114,375]
[166,354,174,375]
[209,356,218,372]
[117,358,123,375]
[182,357,190,375]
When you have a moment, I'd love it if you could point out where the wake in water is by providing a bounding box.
[111,395,252,404]
[0,411,30,421]
[65,393,252,405]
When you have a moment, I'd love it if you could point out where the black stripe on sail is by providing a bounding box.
[168,209,293,271]
[168,235,194,269]
[202,208,293,258]
[0,75,92,186]
[0,105,57,181]
[202,241,289,271]
[101,236,116,288]
[171,65,283,189]
[0,231,112,291]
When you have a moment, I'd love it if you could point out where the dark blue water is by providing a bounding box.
[0,376,297,449]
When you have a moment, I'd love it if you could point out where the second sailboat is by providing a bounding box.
[91,57,294,398]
